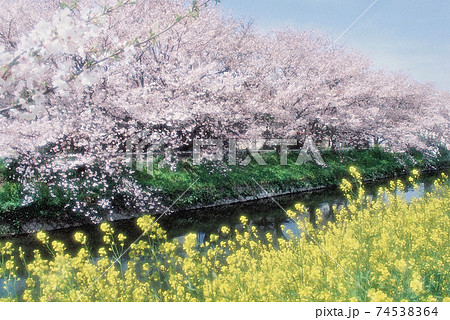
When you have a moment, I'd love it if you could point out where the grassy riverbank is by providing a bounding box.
[0,147,449,235]
[136,147,449,208]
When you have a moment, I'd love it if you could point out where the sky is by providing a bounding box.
[218,0,450,91]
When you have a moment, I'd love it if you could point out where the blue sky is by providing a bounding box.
[218,0,450,91]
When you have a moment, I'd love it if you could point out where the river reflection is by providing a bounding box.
[144,173,439,247]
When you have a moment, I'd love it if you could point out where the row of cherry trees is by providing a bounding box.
[0,0,448,221]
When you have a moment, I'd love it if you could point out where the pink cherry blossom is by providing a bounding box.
[0,0,448,220]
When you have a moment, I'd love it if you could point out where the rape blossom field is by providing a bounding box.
[1,169,448,302]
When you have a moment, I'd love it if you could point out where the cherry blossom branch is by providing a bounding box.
[0,0,215,115]
[70,0,213,77]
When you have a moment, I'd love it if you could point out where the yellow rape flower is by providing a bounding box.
[74,232,87,245]
[36,231,49,245]
[118,234,127,243]
[220,226,230,235]
[410,279,423,295]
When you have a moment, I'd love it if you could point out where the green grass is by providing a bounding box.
[135,147,449,209]
[0,147,448,234]
[0,161,22,213]
[0,182,22,212]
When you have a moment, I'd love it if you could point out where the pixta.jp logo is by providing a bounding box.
[126,136,326,174]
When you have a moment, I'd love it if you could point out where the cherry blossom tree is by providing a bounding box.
[0,0,448,221]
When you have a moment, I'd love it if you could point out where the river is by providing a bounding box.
[1,171,445,255]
